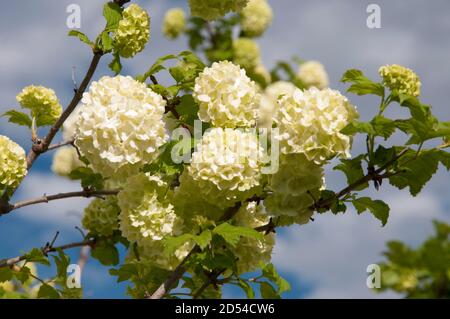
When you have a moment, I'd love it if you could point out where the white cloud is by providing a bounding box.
[13,172,91,228]
[273,190,449,298]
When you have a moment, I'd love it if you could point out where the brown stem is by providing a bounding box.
[47,139,75,151]
[1,189,119,216]
[0,239,95,268]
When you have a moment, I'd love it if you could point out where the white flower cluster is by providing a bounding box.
[118,173,181,247]
[51,146,83,177]
[258,81,297,129]
[188,128,264,204]
[276,87,358,163]
[74,75,168,179]
[193,61,260,128]
[265,153,324,226]
[297,61,329,89]
[115,4,150,58]
[188,0,249,21]
[0,136,27,191]
[241,0,273,37]
[232,38,261,70]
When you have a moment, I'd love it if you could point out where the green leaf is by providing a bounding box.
[177,95,199,127]
[371,115,396,139]
[0,268,13,283]
[259,281,280,299]
[262,263,291,294]
[353,197,390,226]
[109,53,122,75]
[137,54,178,82]
[389,149,440,196]
[334,156,368,191]
[341,121,375,136]
[91,243,119,266]
[110,263,138,283]
[238,279,255,299]
[101,32,114,52]
[213,223,263,248]
[103,2,122,30]
[2,110,32,128]
[341,69,384,97]
[68,30,93,46]
[193,230,212,250]
[24,248,50,266]
[37,284,60,299]
[68,167,104,190]
[163,234,193,255]
[52,249,70,283]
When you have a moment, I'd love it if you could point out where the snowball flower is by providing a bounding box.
[74,75,168,179]
[258,81,297,129]
[241,0,273,37]
[162,8,186,39]
[0,136,27,191]
[264,154,324,226]
[188,0,249,21]
[118,173,181,247]
[297,61,329,89]
[51,146,83,176]
[252,64,271,85]
[16,85,62,126]
[193,61,260,128]
[276,87,358,163]
[115,4,150,58]
[189,128,264,193]
[62,106,82,141]
[232,38,261,70]
[82,196,120,237]
[379,64,421,97]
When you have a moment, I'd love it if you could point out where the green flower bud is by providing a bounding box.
[82,196,120,237]
[379,64,421,97]
[16,85,62,126]
[162,8,186,40]
[115,4,150,58]
[188,0,249,21]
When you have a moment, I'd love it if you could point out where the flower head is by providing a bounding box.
[82,196,120,237]
[0,136,27,191]
[188,0,249,21]
[379,64,421,97]
[51,146,83,176]
[241,0,273,37]
[276,88,358,163]
[74,75,168,179]
[118,173,181,247]
[232,38,261,70]
[16,85,62,126]
[115,4,150,58]
[162,8,186,39]
[194,61,260,128]
[297,61,329,89]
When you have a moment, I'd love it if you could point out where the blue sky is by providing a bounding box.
[1,0,449,298]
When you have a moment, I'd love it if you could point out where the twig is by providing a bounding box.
[193,269,226,299]
[47,139,75,151]
[148,203,242,299]
[0,239,95,268]
[0,189,119,215]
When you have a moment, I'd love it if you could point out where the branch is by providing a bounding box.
[1,189,119,216]
[26,52,103,170]
[47,139,75,151]
[0,239,95,268]
[148,203,242,299]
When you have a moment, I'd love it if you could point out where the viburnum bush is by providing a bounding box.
[0,0,449,299]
